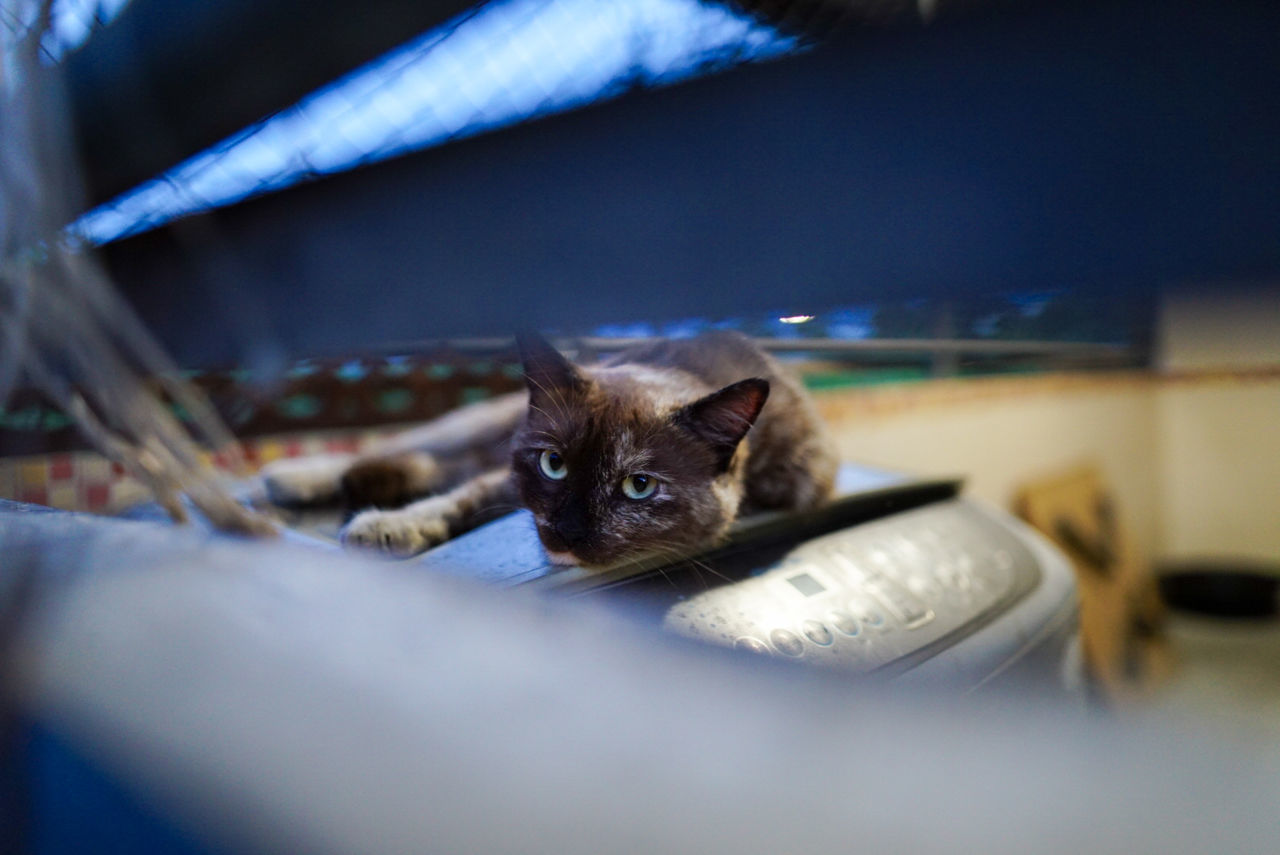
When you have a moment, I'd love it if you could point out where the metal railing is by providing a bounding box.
[372,334,1142,372]
[0,334,1145,458]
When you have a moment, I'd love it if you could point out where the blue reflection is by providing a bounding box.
[27,0,133,59]
[70,0,802,245]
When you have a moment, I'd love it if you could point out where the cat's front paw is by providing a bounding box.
[340,501,453,557]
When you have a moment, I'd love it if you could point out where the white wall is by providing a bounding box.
[1155,284,1280,562]
[1156,380,1280,562]
[816,377,1164,565]
[815,284,1280,568]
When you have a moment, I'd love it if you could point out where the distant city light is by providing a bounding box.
[779,315,816,324]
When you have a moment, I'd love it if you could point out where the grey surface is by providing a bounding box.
[415,464,1076,690]
[5,502,1280,854]
[657,500,1044,675]
[1146,613,1280,740]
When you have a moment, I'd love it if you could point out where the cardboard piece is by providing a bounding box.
[1015,464,1173,704]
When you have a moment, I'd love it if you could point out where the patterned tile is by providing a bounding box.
[47,483,78,510]
[19,461,46,488]
[0,426,400,514]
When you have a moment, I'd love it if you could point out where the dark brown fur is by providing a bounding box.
[268,332,836,565]
[510,331,836,566]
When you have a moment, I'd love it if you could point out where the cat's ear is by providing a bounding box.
[516,331,584,397]
[676,378,770,472]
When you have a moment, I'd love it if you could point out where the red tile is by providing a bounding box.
[19,488,47,506]
[49,456,74,480]
[85,483,110,509]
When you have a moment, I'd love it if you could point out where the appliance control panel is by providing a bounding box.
[418,474,1055,680]
[656,500,1040,674]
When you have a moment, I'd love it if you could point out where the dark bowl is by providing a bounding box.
[1158,565,1280,619]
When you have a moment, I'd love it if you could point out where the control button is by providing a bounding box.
[868,548,895,571]
[851,601,886,628]
[890,534,919,556]
[828,611,860,636]
[770,629,805,657]
[865,578,934,628]
[734,637,770,656]
[830,553,866,582]
[938,566,972,591]
[907,576,941,599]
[802,620,834,646]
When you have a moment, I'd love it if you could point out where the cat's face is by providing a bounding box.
[512,334,767,569]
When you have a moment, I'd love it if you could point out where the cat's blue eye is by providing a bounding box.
[621,473,657,500]
[539,449,568,480]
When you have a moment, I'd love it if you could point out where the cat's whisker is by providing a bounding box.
[653,563,679,592]
[660,544,732,583]
[646,542,733,594]
[643,544,703,592]
[526,403,557,424]
[525,374,572,425]
[689,557,733,586]
[526,406,564,437]
[476,502,523,517]
[685,558,708,592]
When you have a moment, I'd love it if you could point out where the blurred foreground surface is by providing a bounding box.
[3,501,1279,854]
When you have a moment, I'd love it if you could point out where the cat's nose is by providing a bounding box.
[554,513,590,547]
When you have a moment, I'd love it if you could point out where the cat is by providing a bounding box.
[262,331,837,568]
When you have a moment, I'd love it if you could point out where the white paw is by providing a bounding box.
[340,500,454,557]
[261,454,353,506]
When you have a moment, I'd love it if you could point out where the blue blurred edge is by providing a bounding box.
[15,721,216,855]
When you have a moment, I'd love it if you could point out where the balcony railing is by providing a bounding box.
[0,334,1145,458]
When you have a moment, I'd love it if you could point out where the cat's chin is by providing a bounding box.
[543,548,630,571]
[543,549,581,568]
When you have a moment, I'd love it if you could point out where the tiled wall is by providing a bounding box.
[0,427,399,515]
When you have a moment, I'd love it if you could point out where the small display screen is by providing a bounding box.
[787,572,826,597]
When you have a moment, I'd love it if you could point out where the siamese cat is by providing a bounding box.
[263,331,837,568]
